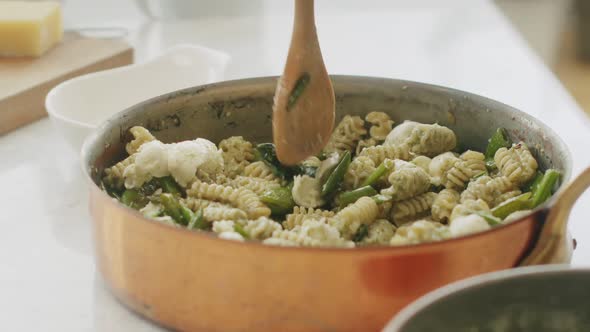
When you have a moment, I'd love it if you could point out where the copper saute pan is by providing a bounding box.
[81,76,590,331]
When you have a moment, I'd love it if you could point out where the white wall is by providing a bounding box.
[59,0,572,66]
[494,0,572,66]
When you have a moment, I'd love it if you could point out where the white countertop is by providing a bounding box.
[2,1,590,331]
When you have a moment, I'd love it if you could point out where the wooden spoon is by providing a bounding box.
[273,0,335,165]
[520,167,590,265]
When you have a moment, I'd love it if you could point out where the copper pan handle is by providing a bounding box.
[520,167,590,266]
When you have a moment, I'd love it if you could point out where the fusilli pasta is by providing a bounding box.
[324,115,367,154]
[381,160,431,201]
[494,142,538,185]
[449,199,490,222]
[378,200,393,219]
[493,189,522,207]
[126,126,156,155]
[244,217,282,240]
[264,219,354,247]
[431,188,460,222]
[219,136,255,178]
[104,154,136,189]
[182,197,247,222]
[366,111,394,141]
[301,156,322,169]
[428,152,460,187]
[344,156,376,189]
[386,121,457,157]
[104,119,556,248]
[355,138,377,156]
[460,176,517,207]
[219,136,255,161]
[183,197,219,210]
[229,176,280,196]
[331,196,379,239]
[243,161,278,181]
[358,144,411,165]
[410,155,432,174]
[212,220,245,242]
[443,150,486,189]
[391,192,437,224]
[187,180,270,219]
[203,205,248,222]
[283,206,335,230]
[390,220,450,245]
[361,219,396,245]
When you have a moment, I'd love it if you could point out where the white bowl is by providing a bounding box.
[46,44,230,152]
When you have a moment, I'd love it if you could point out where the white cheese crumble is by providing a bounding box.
[384,120,418,146]
[450,214,491,237]
[123,138,223,188]
[292,175,325,208]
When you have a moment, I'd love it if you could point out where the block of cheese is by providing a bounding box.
[0,32,133,134]
[0,1,63,57]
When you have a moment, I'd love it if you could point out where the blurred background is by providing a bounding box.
[57,0,590,114]
[494,0,590,115]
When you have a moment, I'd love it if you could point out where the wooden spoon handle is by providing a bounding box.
[520,167,590,265]
[290,0,320,64]
[294,0,316,34]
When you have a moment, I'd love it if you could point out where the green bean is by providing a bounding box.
[360,161,392,188]
[254,143,275,162]
[286,181,295,191]
[255,143,286,178]
[187,209,207,230]
[338,186,378,208]
[491,192,532,219]
[473,170,488,179]
[524,171,544,194]
[180,205,197,226]
[158,176,182,196]
[317,153,341,184]
[121,189,148,209]
[233,223,250,239]
[430,184,445,193]
[352,224,369,242]
[475,211,503,226]
[321,151,351,198]
[160,193,188,225]
[260,187,295,215]
[255,143,303,179]
[532,169,560,207]
[140,179,159,196]
[485,128,512,160]
[485,159,498,172]
[287,72,310,110]
[101,180,121,200]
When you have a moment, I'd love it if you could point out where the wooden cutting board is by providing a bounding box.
[0,32,133,135]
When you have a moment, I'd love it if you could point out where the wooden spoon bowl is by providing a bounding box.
[273,0,335,165]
